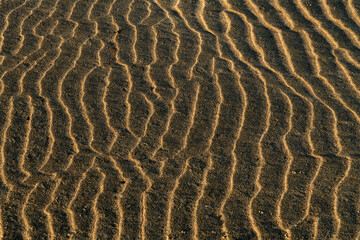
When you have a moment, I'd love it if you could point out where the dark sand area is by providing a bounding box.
[0,0,360,239]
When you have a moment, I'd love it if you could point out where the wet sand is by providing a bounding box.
[0,0,360,239]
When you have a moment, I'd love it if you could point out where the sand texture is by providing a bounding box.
[0,0,360,239]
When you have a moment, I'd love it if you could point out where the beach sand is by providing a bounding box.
[0,0,360,239]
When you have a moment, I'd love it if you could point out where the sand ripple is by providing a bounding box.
[0,0,360,239]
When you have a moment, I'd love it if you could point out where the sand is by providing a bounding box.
[0,0,359,239]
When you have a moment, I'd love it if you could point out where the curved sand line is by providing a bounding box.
[1,0,360,239]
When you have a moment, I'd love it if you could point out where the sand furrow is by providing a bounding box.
[210,5,269,239]
[0,52,44,218]
[15,0,50,59]
[125,0,138,64]
[0,98,13,239]
[336,155,360,239]
[91,0,117,19]
[164,79,200,228]
[3,96,32,187]
[105,61,146,239]
[101,14,136,239]
[279,39,338,239]
[38,2,80,175]
[172,0,202,82]
[221,4,322,240]
[22,96,53,184]
[236,2,358,238]
[90,167,105,240]
[307,0,360,64]
[300,30,359,239]
[40,43,80,170]
[40,98,55,176]
[223,5,285,240]
[107,9,150,237]
[166,153,191,239]
[27,49,62,174]
[107,65,154,239]
[130,0,156,66]
[0,1,53,94]
[226,2,315,237]
[1,185,36,239]
[165,83,200,237]
[1,0,38,58]
[221,4,309,238]
[229,2,321,234]
[188,2,245,238]
[295,1,360,72]
[124,1,160,162]
[0,1,78,238]
[62,55,97,150]
[290,1,360,149]
[278,0,357,230]
[321,0,360,49]
[40,1,99,237]
[154,2,198,84]
[46,152,97,238]
[69,156,97,239]
[66,156,96,236]
[193,154,213,240]
[168,2,272,238]
[136,1,164,100]
[127,68,156,138]
[13,0,43,56]
[1,96,36,239]
[167,75,222,238]
[146,2,179,174]
[1,0,360,239]
[151,6,199,158]
[248,85,290,239]
[16,0,61,74]
[0,0,28,54]
[50,30,99,233]
[83,66,116,153]
[273,3,353,235]
[292,1,360,117]
[166,44,222,240]
[238,2,315,239]
[21,183,38,239]
[77,4,123,214]
[34,0,61,37]
[163,155,206,240]
[245,64,271,240]
[131,8,177,226]
[70,41,98,155]
[170,0,220,152]
[140,81,199,239]
[18,55,48,97]
[102,68,118,152]
[137,5,214,234]
[110,0,136,65]
[0,50,45,98]
[124,0,160,165]
[86,6,118,154]
[94,156,126,239]
[277,90,295,235]
[25,178,58,239]
[19,95,33,184]
[347,0,360,28]
[191,62,235,238]
[272,7,358,240]
[131,5,177,176]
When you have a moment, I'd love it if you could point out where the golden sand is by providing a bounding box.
[0,0,360,239]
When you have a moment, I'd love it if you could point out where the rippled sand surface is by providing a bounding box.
[1,0,360,239]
